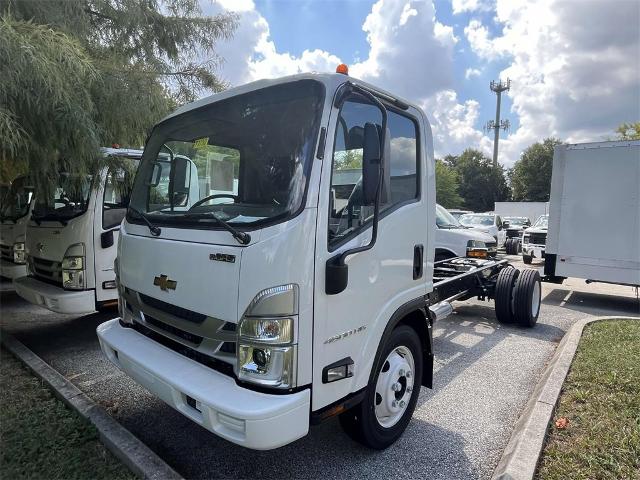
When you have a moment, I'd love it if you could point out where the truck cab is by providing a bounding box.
[521,214,548,264]
[97,72,541,451]
[14,148,142,313]
[458,212,507,247]
[0,176,34,279]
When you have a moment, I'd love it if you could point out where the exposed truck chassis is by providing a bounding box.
[427,257,542,328]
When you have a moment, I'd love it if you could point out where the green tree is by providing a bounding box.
[509,138,562,202]
[453,148,510,211]
[1,0,237,184]
[615,122,640,140]
[435,159,462,208]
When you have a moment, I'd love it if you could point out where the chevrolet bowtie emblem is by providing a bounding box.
[153,274,177,291]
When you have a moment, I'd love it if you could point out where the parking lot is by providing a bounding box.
[1,255,638,480]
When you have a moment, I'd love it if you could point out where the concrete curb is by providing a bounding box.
[1,330,183,480]
[491,315,639,480]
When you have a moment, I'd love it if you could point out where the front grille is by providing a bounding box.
[506,229,521,238]
[139,293,207,324]
[130,321,235,378]
[526,233,547,245]
[32,256,62,286]
[1,244,12,262]
[485,241,497,250]
[144,314,204,345]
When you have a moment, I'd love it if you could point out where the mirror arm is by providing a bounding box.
[326,84,387,295]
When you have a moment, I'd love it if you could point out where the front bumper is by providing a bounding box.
[0,258,27,279]
[97,319,311,450]
[14,276,95,314]
[522,245,545,259]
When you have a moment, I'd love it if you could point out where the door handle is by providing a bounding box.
[413,244,424,280]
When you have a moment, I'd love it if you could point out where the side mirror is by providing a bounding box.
[170,156,191,207]
[362,122,381,206]
[502,221,510,228]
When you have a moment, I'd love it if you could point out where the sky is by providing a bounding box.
[200,0,640,167]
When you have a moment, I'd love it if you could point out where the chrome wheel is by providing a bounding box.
[374,345,415,428]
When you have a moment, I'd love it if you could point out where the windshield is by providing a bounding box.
[436,204,461,228]
[459,214,494,227]
[32,173,93,221]
[129,80,325,229]
[1,176,34,221]
[533,215,549,228]
[504,217,529,226]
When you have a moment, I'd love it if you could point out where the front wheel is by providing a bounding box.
[339,326,423,449]
[522,253,533,264]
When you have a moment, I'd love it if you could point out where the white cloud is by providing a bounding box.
[465,0,640,165]
[465,67,482,79]
[452,0,493,15]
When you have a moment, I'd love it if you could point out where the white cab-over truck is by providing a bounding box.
[97,71,542,450]
[14,148,143,313]
[0,176,34,279]
[544,141,640,286]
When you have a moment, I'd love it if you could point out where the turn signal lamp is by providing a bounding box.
[336,64,349,75]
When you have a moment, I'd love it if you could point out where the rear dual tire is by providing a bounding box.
[505,238,520,255]
[494,267,541,327]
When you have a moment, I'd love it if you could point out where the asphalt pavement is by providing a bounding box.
[1,255,638,479]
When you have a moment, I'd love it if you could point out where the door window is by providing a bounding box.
[328,99,419,249]
[103,163,137,229]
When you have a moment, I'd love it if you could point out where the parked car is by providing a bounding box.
[458,213,507,247]
[447,208,471,221]
[435,204,497,260]
[502,216,531,254]
[521,214,548,264]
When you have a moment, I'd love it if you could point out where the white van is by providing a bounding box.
[0,176,34,279]
[435,204,497,260]
[14,148,143,313]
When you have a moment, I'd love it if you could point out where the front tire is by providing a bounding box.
[339,326,423,449]
[522,253,533,264]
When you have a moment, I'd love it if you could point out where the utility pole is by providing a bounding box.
[485,78,511,167]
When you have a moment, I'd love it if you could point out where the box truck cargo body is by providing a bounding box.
[545,141,640,287]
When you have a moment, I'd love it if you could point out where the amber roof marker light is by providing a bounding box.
[336,64,349,75]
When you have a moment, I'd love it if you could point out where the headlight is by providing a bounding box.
[62,243,86,290]
[13,242,26,264]
[237,285,298,389]
[466,240,488,259]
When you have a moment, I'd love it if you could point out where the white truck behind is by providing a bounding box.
[14,148,143,313]
[0,176,34,279]
[544,141,640,287]
[97,70,543,451]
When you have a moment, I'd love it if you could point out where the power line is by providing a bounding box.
[485,78,511,167]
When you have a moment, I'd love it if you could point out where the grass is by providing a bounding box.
[536,319,640,480]
[0,349,135,480]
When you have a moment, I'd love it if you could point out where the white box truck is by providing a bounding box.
[0,176,34,279]
[544,141,640,287]
[97,71,543,451]
[14,148,143,313]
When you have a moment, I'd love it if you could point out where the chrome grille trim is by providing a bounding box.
[122,288,237,367]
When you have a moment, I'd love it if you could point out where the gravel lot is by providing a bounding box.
[1,254,638,479]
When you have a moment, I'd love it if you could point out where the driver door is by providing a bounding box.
[312,94,428,410]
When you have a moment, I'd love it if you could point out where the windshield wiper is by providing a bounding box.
[184,212,251,245]
[128,206,161,237]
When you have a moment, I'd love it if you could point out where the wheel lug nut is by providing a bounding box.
[392,400,398,408]
[392,382,401,392]
[399,400,406,408]
[398,369,405,377]
[406,371,412,379]
[407,386,413,393]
